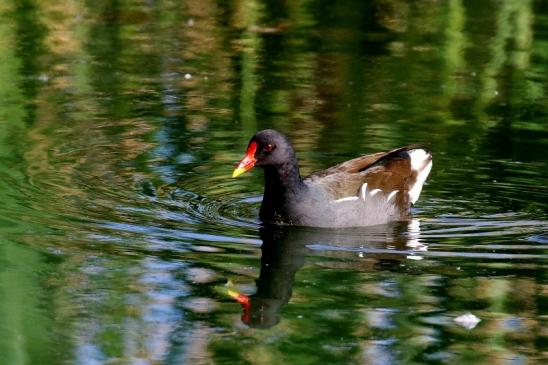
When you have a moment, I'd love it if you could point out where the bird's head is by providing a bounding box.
[232,129,294,177]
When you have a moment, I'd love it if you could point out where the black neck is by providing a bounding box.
[260,161,305,222]
[264,161,303,194]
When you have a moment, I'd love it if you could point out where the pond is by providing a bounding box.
[0,0,547,364]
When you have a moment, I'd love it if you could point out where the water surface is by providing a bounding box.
[0,0,547,364]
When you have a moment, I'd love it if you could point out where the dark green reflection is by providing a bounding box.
[0,242,64,364]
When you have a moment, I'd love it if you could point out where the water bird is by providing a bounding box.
[233,129,432,227]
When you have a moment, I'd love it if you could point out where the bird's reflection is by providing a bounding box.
[232,220,425,328]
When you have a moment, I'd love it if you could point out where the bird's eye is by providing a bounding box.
[264,144,274,153]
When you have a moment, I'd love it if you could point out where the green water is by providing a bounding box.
[0,0,547,364]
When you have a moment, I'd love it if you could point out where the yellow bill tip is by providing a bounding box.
[232,167,247,178]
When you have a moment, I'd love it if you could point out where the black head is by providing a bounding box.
[251,129,295,167]
[233,129,296,177]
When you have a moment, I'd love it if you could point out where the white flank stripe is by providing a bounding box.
[387,190,398,203]
[369,189,382,196]
[333,196,359,203]
[359,183,368,200]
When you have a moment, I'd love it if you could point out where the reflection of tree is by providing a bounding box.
[0,2,65,363]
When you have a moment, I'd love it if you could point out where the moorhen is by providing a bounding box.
[233,129,432,227]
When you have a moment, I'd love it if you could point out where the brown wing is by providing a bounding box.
[307,147,409,178]
[304,146,420,206]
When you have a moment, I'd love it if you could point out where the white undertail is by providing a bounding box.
[407,149,433,204]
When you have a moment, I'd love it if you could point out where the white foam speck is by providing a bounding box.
[454,313,481,330]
